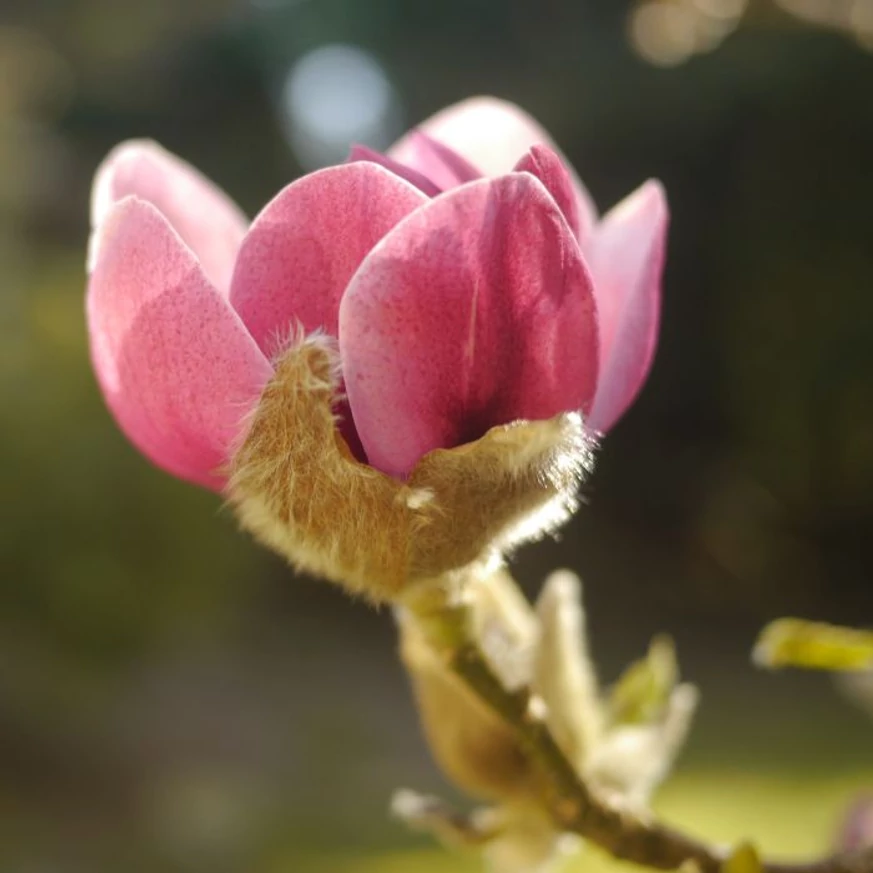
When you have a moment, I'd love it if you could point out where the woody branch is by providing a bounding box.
[408,583,873,873]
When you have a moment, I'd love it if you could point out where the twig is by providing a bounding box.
[408,588,873,873]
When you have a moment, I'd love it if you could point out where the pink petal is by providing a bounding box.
[347,144,442,197]
[229,162,427,358]
[386,131,482,191]
[90,140,248,295]
[339,174,599,478]
[390,96,597,242]
[586,180,667,434]
[87,197,274,490]
[514,145,581,241]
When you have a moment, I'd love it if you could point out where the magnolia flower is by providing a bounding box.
[87,98,666,600]
[87,97,666,491]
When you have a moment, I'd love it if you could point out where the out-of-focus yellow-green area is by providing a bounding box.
[1,0,872,870]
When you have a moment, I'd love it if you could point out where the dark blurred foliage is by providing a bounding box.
[0,0,872,870]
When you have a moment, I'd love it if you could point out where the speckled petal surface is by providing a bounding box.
[229,162,427,358]
[339,173,599,478]
[87,197,273,490]
[90,140,248,294]
[514,145,581,241]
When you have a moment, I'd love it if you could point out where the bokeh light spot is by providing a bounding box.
[280,43,400,170]
[630,2,699,67]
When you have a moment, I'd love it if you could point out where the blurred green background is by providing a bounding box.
[1,0,872,870]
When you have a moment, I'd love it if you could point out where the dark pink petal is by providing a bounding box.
[347,144,442,197]
[229,162,427,358]
[586,180,667,434]
[339,174,599,478]
[87,197,274,490]
[390,96,597,242]
[90,140,248,295]
[514,145,581,241]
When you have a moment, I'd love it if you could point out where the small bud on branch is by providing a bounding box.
[754,619,873,672]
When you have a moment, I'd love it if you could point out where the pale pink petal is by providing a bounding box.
[347,144,442,196]
[89,140,248,294]
[229,162,427,358]
[390,96,597,241]
[87,197,273,490]
[586,180,667,434]
[386,131,481,191]
[339,174,599,478]
[514,145,581,241]
[389,97,538,177]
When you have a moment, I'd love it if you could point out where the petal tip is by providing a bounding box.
[634,178,669,221]
[91,138,249,294]
[87,193,149,273]
[91,139,166,227]
[446,94,530,117]
[87,191,272,490]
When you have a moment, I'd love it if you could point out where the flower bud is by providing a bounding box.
[397,566,539,800]
[396,567,697,872]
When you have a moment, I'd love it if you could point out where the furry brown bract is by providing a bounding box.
[227,334,596,602]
